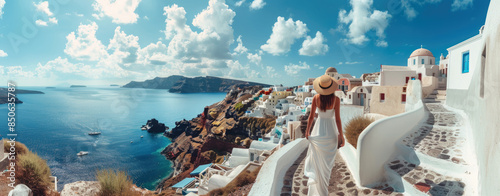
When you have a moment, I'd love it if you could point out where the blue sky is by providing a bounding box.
[0,0,491,86]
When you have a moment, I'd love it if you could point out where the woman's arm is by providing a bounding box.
[334,96,345,148]
[306,95,317,139]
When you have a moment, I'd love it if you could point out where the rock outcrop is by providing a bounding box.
[122,75,270,93]
[0,88,44,104]
[141,118,168,133]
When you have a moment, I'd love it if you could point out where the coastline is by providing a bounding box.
[155,84,274,191]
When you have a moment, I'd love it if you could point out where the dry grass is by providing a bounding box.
[345,115,375,149]
[207,166,261,196]
[2,139,29,157]
[16,151,52,196]
[96,169,138,196]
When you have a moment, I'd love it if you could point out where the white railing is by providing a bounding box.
[356,80,426,187]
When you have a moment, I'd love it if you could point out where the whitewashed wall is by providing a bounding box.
[447,33,483,90]
[356,80,425,186]
[446,1,500,194]
[249,139,308,196]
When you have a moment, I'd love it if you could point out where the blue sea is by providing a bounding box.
[0,86,226,191]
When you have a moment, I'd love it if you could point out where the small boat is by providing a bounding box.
[130,141,133,143]
[140,135,144,138]
[88,132,101,135]
[77,151,89,156]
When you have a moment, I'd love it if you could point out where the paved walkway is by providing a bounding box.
[388,88,473,195]
[281,149,402,196]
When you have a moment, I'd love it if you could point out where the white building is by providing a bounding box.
[446,27,484,90]
[380,48,440,86]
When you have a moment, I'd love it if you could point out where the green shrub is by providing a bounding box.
[96,169,136,196]
[3,139,29,157]
[345,116,375,149]
[16,151,52,196]
[234,102,244,111]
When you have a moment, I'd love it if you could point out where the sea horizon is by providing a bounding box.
[0,86,227,191]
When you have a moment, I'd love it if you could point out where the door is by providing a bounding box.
[360,94,364,106]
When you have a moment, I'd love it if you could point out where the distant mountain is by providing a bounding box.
[70,85,86,88]
[0,88,44,104]
[123,75,185,89]
[123,75,270,93]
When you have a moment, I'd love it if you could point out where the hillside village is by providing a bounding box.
[162,3,500,194]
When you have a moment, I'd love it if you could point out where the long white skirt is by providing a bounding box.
[303,117,338,196]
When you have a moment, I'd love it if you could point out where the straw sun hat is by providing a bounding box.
[313,75,338,95]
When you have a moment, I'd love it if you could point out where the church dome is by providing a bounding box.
[325,67,337,73]
[410,48,434,58]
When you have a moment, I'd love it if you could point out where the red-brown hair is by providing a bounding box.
[318,93,335,112]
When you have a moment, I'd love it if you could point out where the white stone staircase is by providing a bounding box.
[384,86,477,195]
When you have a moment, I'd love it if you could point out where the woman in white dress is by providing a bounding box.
[304,75,345,196]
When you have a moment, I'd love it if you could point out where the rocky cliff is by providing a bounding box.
[122,75,270,93]
[0,88,44,104]
[159,85,277,190]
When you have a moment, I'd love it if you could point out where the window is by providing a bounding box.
[364,94,366,98]
[405,77,410,84]
[380,93,385,102]
[462,51,470,73]
[342,81,345,85]
[349,95,351,99]
[422,59,425,64]
[413,59,415,65]
[418,73,422,81]
[358,94,360,98]
[411,77,415,80]
[360,89,363,93]
[430,59,433,64]
[402,94,406,103]
[403,87,407,93]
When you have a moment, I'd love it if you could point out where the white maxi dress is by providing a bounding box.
[303,107,339,196]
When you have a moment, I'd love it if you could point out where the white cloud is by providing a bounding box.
[339,0,391,46]
[34,1,53,16]
[318,66,324,69]
[0,0,5,18]
[233,35,248,54]
[64,22,108,61]
[265,66,278,78]
[163,0,235,65]
[108,26,140,65]
[299,31,328,56]
[93,0,142,24]
[36,20,48,26]
[284,61,310,76]
[3,66,35,78]
[250,0,266,10]
[261,17,308,55]
[0,49,7,57]
[452,0,473,11]
[247,52,261,65]
[227,60,254,78]
[34,57,130,79]
[137,41,169,66]
[235,0,245,7]
[33,1,58,26]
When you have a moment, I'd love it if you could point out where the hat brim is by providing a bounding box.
[313,76,338,95]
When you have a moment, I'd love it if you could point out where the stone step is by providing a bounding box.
[437,90,447,94]
[401,125,468,166]
[387,159,466,195]
[426,94,437,99]
[282,151,402,195]
[423,98,442,103]
[437,95,447,100]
